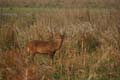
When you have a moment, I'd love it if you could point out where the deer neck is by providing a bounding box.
[54,38,63,50]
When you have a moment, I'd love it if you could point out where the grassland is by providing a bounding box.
[0,1,120,80]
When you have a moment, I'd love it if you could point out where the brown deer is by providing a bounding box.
[26,32,65,61]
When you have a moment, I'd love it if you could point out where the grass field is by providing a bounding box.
[0,1,120,80]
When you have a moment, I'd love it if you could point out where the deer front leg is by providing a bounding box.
[49,51,56,64]
[49,51,56,59]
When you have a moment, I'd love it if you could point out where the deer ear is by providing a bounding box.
[48,26,54,39]
[60,27,66,37]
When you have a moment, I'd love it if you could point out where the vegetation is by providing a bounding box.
[0,0,120,80]
[0,0,120,9]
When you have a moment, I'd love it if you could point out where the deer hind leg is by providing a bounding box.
[28,53,35,63]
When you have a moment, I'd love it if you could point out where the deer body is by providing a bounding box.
[26,33,64,60]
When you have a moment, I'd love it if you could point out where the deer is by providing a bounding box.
[26,31,65,62]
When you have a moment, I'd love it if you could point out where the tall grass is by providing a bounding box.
[0,8,120,80]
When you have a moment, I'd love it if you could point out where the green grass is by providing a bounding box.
[0,6,119,14]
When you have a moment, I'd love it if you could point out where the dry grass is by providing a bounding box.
[0,8,120,80]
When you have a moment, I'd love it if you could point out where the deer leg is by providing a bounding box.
[50,51,56,59]
[29,53,35,63]
[49,51,56,64]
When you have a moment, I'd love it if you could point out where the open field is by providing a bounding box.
[0,0,120,9]
[0,2,120,80]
